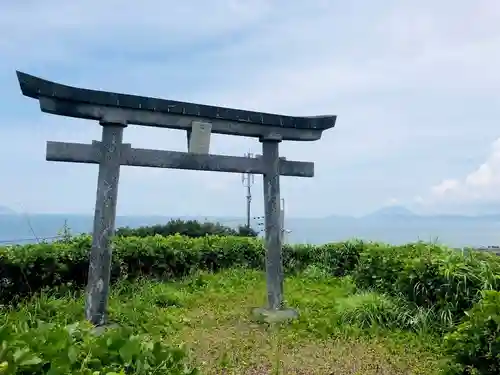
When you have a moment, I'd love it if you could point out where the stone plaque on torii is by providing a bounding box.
[16,71,336,326]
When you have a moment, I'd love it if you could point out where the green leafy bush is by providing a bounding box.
[444,290,500,375]
[0,234,261,304]
[321,240,365,276]
[1,234,334,304]
[0,320,197,374]
[353,242,500,326]
[115,219,258,238]
[280,240,365,277]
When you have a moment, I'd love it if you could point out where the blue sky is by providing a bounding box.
[1,0,499,218]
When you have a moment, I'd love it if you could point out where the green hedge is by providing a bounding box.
[0,235,364,305]
[1,236,499,321]
[2,235,500,374]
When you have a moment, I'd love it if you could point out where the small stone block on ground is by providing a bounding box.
[251,307,299,324]
[90,322,120,336]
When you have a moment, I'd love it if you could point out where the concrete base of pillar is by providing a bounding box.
[251,307,299,324]
[90,322,120,336]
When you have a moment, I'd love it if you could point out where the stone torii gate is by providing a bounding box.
[16,71,336,326]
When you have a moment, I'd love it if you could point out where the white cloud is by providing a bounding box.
[416,137,500,213]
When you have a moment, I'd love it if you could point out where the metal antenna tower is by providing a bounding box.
[280,198,292,244]
[241,152,255,228]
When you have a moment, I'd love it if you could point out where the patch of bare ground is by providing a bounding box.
[176,321,436,375]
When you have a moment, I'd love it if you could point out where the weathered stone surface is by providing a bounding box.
[45,141,315,177]
[262,140,284,310]
[188,121,212,154]
[84,124,125,326]
[36,97,326,141]
[251,307,299,323]
[90,322,120,336]
[17,71,337,131]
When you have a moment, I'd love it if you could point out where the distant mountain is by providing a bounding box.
[365,205,416,218]
[0,206,16,215]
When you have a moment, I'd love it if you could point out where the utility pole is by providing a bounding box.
[241,152,255,228]
[280,198,285,244]
[280,198,291,244]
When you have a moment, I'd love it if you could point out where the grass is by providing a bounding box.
[2,266,448,374]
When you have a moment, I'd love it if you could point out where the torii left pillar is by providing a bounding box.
[85,120,127,326]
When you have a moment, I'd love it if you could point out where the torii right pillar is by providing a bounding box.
[253,134,298,322]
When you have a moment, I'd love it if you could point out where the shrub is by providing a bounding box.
[443,290,500,375]
[353,242,428,294]
[280,240,364,277]
[353,242,500,327]
[0,320,197,374]
[115,219,258,238]
[0,234,331,304]
[320,240,365,276]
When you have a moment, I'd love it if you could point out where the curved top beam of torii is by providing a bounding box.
[16,71,337,141]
